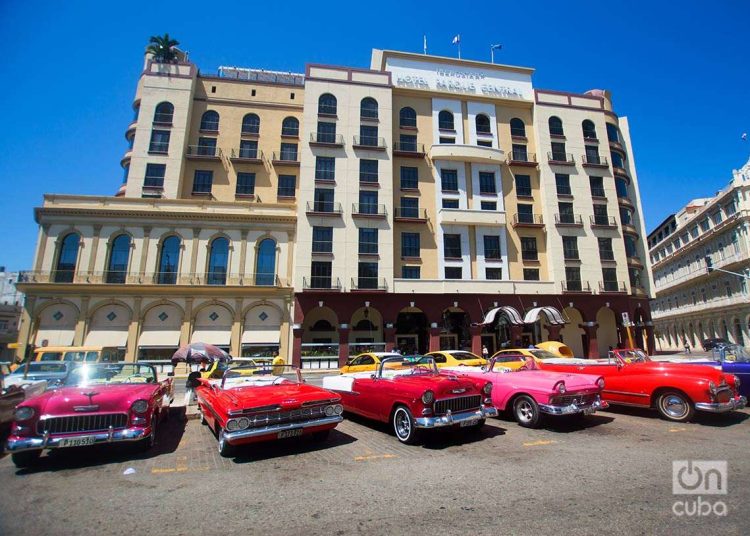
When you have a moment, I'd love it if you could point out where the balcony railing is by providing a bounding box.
[230,148,263,161]
[303,276,342,290]
[393,142,426,155]
[507,151,537,165]
[352,203,387,217]
[582,154,609,167]
[599,280,627,293]
[187,145,222,158]
[310,132,345,146]
[590,215,618,227]
[547,151,575,164]
[17,270,287,287]
[395,207,428,221]
[555,213,583,225]
[353,136,387,149]
[562,281,591,292]
[512,213,544,227]
[305,201,343,215]
[351,277,388,291]
[272,151,299,164]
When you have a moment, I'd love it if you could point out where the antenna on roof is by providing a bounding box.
[490,43,502,64]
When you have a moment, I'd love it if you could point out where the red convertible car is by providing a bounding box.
[6,363,174,467]
[195,364,344,457]
[536,352,746,422]
[322,355,498,444]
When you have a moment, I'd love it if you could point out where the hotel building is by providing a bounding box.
[15,45,654,366]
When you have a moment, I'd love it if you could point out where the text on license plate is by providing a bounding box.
[277,428,303,439]
[59,436,96,448]
[460,417,480,427]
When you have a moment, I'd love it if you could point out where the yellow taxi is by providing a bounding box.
[424,350,487,368]
[32,346,122,364]
[339,352,404,374]
[200,356,285,379]
[490,348,566,370]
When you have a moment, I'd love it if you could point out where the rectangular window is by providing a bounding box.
[144,163,166,188]
[511,144,528,162]
[555,174,571,196]
[400,197,419,219]
[279,142,298,161]
[484,235,501,260]
[590,176,605,197]
[585,145,601,164]
[477,140,493,147]
[359,191,378,214]
[312,227,333,253]
[563,236,579,260]
[443,234,462,258]
[358,262,379,289]
[515,175,532,197]
[598,237,614,260]
[551,142,567,161]
[521,237,538,261]
[359,228,378,254]
[558,202,574,224]
[149,130,170,153]
[401,232,420,258]
[359,159,378,183]
[359,125,379,146]
[441,169,459,191]
[479,172,497,194]
[517,203,534,224]
[593,204,610,225]
[236,172,255,195]
[192,170,213,194]
[278,175,296,198]
[197,136,217,156]
[399,134,417,152]
[445,267,462,279]
[611,151,624,168]
[699,219,710,232]
[439,136,455,144]
[486,268,502,280]
[565,267,582,291]
[239,139,258,159]
[400,166,418,189]
[316,122,336,143]
[606,123,620,143]
[442,199,459,209]
[480,201,497,211]
[310,261,332,289]
[602,267,618,291]
[315,156,335,181]
[523,268,540,281]
[313,188,334,212]
[402,266,421,279]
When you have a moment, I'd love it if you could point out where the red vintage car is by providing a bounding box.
[322,355,498,444]
[6,363,174,467]
[195,364,344,457]
[536,352,746,422]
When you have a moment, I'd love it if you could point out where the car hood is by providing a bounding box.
[635,361,727,379]
[25,384,160,415]
[391,373,482,397]
[218,383,340,412]
[443,367,602,391]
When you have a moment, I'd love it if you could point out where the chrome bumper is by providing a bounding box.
[223,415,343,444]
[695,395,747,413]
[6,426,148,453]
[414,406,498,429]
[539,396,609,416]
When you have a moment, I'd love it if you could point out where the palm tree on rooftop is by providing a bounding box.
[146,33,180,63]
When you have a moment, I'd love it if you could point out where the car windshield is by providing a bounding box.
[617,349,650,362]
[528,350,563,361]
[11,363,68,376]
[450,352,480,361]
[490,356,526,371]
[221,364,302,388]
[38,352,63,361]
[63,351,100,362]
[716,345,750,363]
[379,355,438,378]
[64,364,157,386]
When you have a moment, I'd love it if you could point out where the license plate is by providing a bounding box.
[59,436,96,448]
[460,417,479,427]
[277,428,303,439]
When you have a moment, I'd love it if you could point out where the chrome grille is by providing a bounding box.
[434,395,481,415]
[551,393,597,406]
[245,405,327,428]
[38,413,128,435]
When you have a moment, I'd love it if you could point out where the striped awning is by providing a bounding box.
[523,306,567,325]
[479,306,524,326]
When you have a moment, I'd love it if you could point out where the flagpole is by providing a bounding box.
[458,40,461,59]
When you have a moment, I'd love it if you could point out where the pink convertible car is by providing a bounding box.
[444,355,607,428]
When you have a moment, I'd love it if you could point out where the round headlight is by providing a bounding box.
[557,382,566,394]
[596,378,605,389]
[324,405,336,416]
[334,404,344,415]
[131,400,149,414]
[226,419,240,432]
[708,381,717,393]
[14,406,35,421]
[482,383,492,395]
[421,390,435,405]
[236,417,250,430]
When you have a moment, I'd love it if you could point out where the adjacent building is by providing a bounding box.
[15,45,655,366]
[649,157,750,350]
[0,269,23,360]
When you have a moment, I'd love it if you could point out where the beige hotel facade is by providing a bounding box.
[15,45,655,367]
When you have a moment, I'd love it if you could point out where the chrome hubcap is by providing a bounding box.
[517,400,534,422]
[394,410,410,439]
[662,395,688,418]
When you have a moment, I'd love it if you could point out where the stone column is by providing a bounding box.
[292,325,304,368]
[73,297,90,345]
[87,224,102,276]
[189,227,201,283]
[470,325,482,355]
[579,322,599,359]
[384,323,396,352]
[546,324,562,342]
[124,298,142,362]
[15,296,36,362]
[33,224,51,273]
[338,325,350,367]
[230,298,243,357]
[429,325,441,352]
[179,299,193,347]
[138,226,152,281]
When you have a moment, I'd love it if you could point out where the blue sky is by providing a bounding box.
[0,0,748,271]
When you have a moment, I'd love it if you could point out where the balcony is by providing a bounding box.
[352,203,388,219]
[16,270,288,287]
[439,208,507,227]
[351,277,388,291]
[302,276,342,291]
[562,281,591,293]
[394,207,429,222]
[187,145,222,160]
[430,144,504,164]
[309,132,345,147]
[609,139,627,154]
[272,151,299,166]
[590,215,618,229]
[511,213,544,228]
[627,256,644,269]
[554,213,583,227]
[353,136,387,151]
[617,196,635,210]
[305,201,344,216]
[393,142,426,158]
[622,223,639,236]
[582,154,609,168]
[230,148,263,164]
[613,165,631,181]
[547,152,575,165]
[599,281,627,293]
[506,151,538,167]
[631,285,649,297]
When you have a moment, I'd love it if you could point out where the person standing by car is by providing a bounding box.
[683,340,691,354]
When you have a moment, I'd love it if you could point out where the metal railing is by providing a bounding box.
[513,213,544,225]
[353,136,386,148]
[310,132,345,145]
[599,281,627,293]
[508,151,536,163]
[548,151,574,163]
[555,213,583,225]
[591,215,617,226]
[187,145,222,158]
[272,151,298,163]
[305,201,343,214]
[582,154,609,166]
[394,141,425,154]
[300,343,339,369]
[17,271,287,287]
[303,276,342,290]
[230,147,263,160]
[395,207,428,219]
[351,277,388,291]
[352,203,387,216]
[562,280,591,292]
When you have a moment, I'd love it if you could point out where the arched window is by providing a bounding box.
[582,120,597,140]
[281,116,299,137]
[311,319,334,331]
[475,114,491,134]
[153,102,174,125]
[105,234,131,284]
[360,97,378,119]
[241,113,260,135]
[255,238,276,286]
[54,233,80,283]
[399,107,417,128]
[548,116,564,136]
[438,110,455,130]
[318,93,337,115]
[207,237,229,285]
[157,236,180,284]
[200,110,220,131]
[510,118,526,137]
